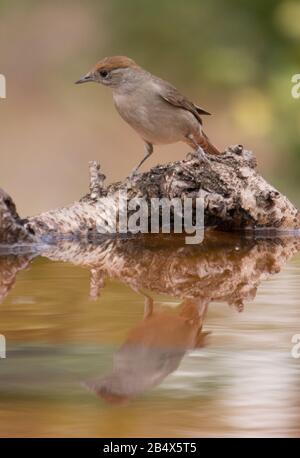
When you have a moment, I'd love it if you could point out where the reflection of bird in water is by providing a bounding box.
[85,295,210,404]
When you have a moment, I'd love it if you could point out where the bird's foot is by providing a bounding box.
[125,169,139,185]
[186,151,199,161]
[196,147,210,164]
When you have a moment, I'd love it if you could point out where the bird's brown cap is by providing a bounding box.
[75,56,140,84]
[92,56,140,72]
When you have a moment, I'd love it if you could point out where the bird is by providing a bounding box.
[75,56,221,177]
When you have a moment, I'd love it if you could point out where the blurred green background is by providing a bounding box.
[0,0,299,215]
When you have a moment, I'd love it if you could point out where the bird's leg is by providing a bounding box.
[143,294,154,319]
[127,142,153,179]
[130,285,154,319]
[186,135,210,163]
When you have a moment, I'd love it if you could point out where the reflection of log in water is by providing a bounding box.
[1,233,299,307]
[0,255,32,303]
[42,233,300,309]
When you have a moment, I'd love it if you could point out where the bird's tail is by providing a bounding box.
[199,132,221,155]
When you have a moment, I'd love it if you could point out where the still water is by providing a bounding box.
[0,233,299,437]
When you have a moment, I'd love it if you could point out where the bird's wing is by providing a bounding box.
[194,104,211,116]
[156,79,211,125]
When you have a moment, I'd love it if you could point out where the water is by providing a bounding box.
[0,233,300,437]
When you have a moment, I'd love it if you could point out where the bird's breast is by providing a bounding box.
[113,90,155,127]
[113,88,198,145]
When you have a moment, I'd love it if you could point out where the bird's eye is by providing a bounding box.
[99,70,109,78]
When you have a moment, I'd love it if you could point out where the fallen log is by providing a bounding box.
[0,145,299,243]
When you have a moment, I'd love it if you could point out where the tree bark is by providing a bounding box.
[0,145,299,243]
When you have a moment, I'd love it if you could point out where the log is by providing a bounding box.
[0,145,300,243]
[0,188,35,244]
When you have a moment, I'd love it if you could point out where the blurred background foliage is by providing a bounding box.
[0,0,299,215]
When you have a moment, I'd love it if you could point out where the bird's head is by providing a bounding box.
[75,56,142,90]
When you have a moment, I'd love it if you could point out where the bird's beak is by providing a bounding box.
[75,72,94,84]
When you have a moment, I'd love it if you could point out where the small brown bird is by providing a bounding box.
[76,56,220,177]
